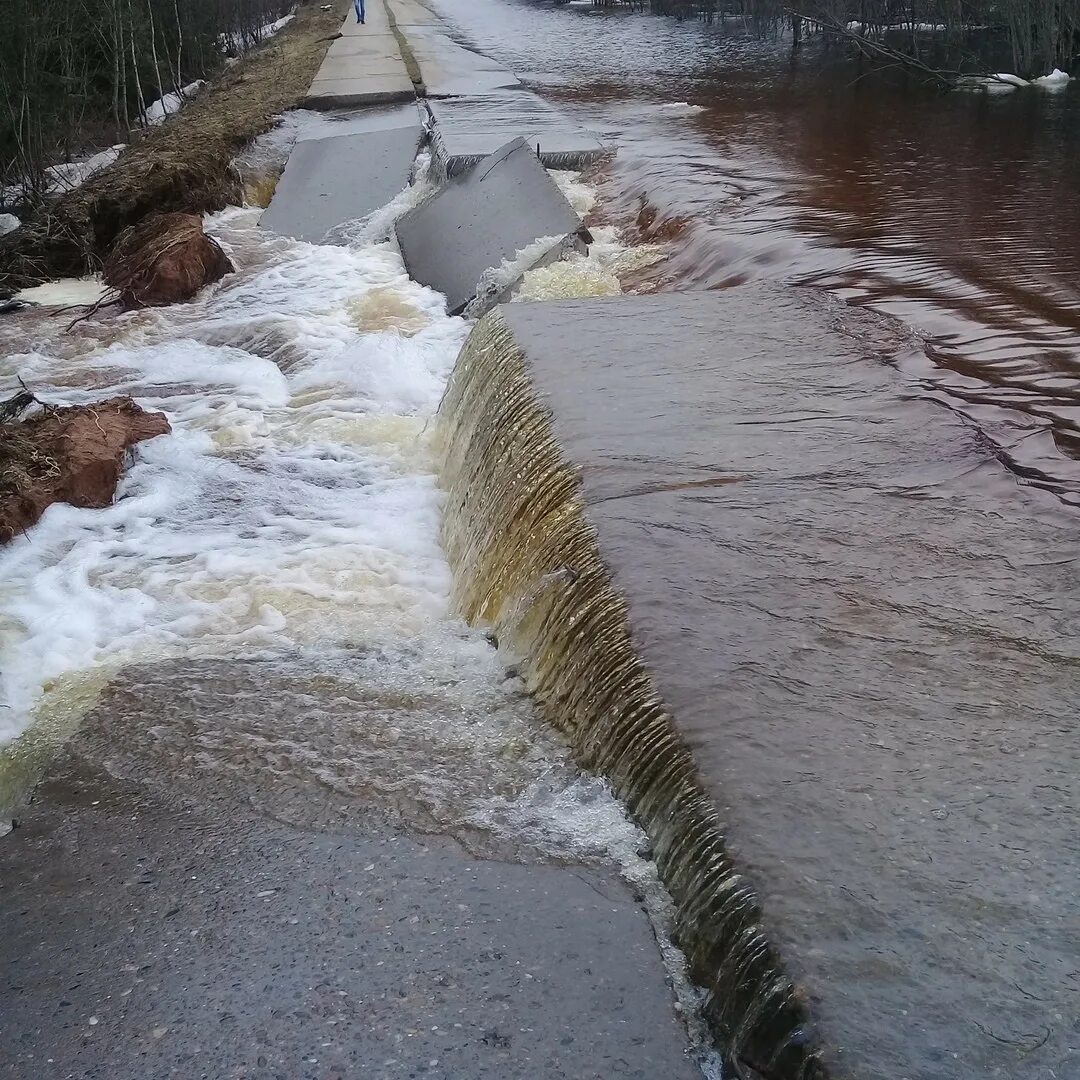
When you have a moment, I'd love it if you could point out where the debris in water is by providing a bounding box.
[103,212,233,309]
[0,392,171,544]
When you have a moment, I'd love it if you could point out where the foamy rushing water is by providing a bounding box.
[1,207,465,751]
[0,145,721,1076]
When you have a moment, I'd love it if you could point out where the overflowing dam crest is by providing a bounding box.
[5,0,1079,1076]
[438,287,1080,1080]
[437,308,822,1080]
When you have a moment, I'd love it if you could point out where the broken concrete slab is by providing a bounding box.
[395,137,584,315]
[261,125,422,244]
[424,93,604,178]
[304,74,415,109]
[433,126,604,179]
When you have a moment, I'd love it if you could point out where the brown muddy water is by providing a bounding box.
[428,0,1080,501]
[422,1,1080,1076]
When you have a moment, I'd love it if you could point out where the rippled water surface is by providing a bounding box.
[417,4,1080,1075]
[427,0,1080,501]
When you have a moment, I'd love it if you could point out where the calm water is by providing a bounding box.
[426,0,1080,502]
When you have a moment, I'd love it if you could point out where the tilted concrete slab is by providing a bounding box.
[433,129,604,178]
[260,125,422,243]
[395,138,584,316]
[425,93,604,177]
[477,289,1080,1080]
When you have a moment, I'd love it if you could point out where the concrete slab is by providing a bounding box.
[304,7,415,108]
[477,290,1080,1080]
[317,52,408,78]
[260,125,422,243]
[305,75,415,108]
[339,3,392,34]
[325,33,402,58]
[385,0,443,26]
[294,101,423,142]
[0,659,701,1080]
[405,25,520,97]
[432,124,604,177]
[395,138,583,315]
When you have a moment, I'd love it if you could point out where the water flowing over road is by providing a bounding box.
[426,0,1080,500]
[2,2,1079,1076]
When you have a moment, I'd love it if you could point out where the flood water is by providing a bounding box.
[2,2,1079,1076]
[426,0,1080,501]
[418,3,1080,1076]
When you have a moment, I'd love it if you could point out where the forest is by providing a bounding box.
[1,0,297,205]
[653,0,1079,78]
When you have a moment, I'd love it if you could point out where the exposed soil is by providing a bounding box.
[0,397,171,543]
[0,0,349,291]
[103,211,233,309]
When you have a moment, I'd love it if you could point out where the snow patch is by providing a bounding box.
[145,81,205,125]
[45,146,125,193]
[0,213,19,236]
[220,10,296,55]
[1034,68,1072,89]
[957,69,1072,93]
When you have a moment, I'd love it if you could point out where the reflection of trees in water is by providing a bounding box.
[645,0,1080,79]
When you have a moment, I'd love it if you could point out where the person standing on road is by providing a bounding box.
[354,0,365,23]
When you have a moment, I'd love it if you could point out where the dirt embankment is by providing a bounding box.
[0,0,349,291]
[0,397,171,544]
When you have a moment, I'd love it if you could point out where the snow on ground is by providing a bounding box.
[1034,68,1073,89]
[145,80,205,125]
[44,146,126,194]
[220,10,296,55]
[958,69,1072,92]
[0,213,19,236]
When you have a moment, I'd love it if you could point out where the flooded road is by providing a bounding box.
[0,102,714,1076]
[419,2,1080,1076]
[3,2,1080,1075]
[425,0,1080,501]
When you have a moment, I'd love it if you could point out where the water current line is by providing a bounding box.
[437,310,825,1080]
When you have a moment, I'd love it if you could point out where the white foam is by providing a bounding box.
[0,197,464,747]
[550,168,597,216]
[15,277,109,307]
[657,102,706,116]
